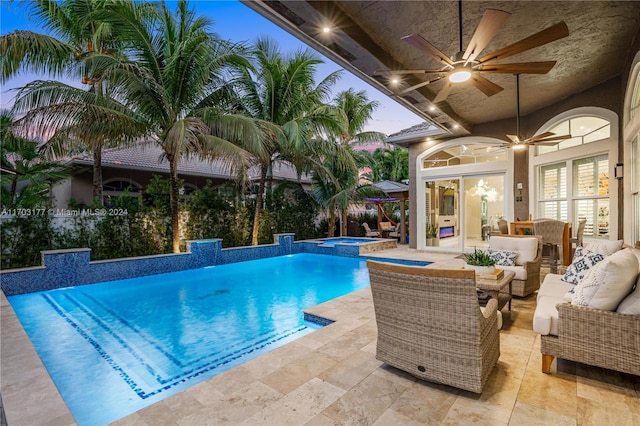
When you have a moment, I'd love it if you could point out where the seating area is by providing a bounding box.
[534,241,640,376]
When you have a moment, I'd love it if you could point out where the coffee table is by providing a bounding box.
[476,270,515,311]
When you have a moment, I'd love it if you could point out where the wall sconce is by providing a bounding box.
[615,163,623,180]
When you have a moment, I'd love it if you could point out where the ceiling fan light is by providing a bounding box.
[449,70,471,83]
[512,143,527,150]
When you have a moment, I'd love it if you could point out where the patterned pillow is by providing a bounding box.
[563,285,576,302]
[572,248,639,310]
[561,246,605,284]
[485,249,518,266]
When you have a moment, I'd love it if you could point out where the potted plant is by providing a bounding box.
[463,248,496,274]
[430,223,440,247]
[425,223,437,246]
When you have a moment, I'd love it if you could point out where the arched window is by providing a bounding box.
[537,116,610,154]
[422,143,507,169]
[531,109,618,240]
[623,53,640,245]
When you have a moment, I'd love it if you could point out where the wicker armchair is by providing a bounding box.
[488,235,543,297]
[367,261,500,393]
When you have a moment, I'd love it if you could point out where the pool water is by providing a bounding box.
[317,237,377,246]
[9,253,370,426]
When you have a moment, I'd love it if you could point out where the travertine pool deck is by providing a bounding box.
[1,247,639,425]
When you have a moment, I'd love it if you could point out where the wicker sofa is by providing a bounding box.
[533,246,640,376]
[367,261,500,393]
[488,235,542,297]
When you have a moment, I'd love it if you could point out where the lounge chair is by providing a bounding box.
[362,222,379,237]
[367,261,501,393]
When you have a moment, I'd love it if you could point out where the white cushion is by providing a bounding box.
[537,273,575,300]
[533,295,563,335]
[571,248,639,310]
[561,247,605,284]
[485,249,518,266]
[533,275,575,335]
[616,274,640,315]
[489,236,538,265]
[584,239,624,256]
[499,265,526,281]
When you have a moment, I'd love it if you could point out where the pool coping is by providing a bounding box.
[0,285,365,426]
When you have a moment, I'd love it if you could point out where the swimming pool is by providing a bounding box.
[8,253,371,426]
[317,237,378,246]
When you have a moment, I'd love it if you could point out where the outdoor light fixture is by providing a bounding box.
[449,68,471,83]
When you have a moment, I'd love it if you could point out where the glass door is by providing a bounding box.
[462,175,505,249]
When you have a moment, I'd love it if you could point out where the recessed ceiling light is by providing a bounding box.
[322,27,330,33]
[391,78,399,84]
[429,106,436,112]
[453,124,459,129]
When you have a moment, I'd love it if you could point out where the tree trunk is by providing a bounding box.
[9,175,17,199]
[251,166,268,246]
[341,209,348,236]
[93,145,103,205]
[168,157,181,253]
[327,211,337,238]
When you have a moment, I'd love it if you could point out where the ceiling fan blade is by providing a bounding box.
[479,61,557,74]
[506,134,520,143]
[433,81,453,103]
[470,74,503,97]
[374,69,446,76]
[478,21,569,65]
[398,76,445,95]
[463,9,511,63]
[402,34,454,67]
[528,134,572,144]
[527,131,556,142]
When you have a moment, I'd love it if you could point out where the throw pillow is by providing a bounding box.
[571,248,639,310]
[584,239,624,256]
[616,274,640,315]
[561,246,605,285]
[485,249,518,266]
[563,285,576,303]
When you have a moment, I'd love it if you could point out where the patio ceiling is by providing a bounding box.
[242,1,640,137]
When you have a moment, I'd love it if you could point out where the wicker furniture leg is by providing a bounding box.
[542,354,554,373]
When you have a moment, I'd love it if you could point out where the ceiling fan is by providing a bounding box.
[502,74,571,149]
[378,1,569,103]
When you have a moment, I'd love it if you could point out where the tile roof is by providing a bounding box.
[385,122,444,144]
[372,180,409,194]
[70,143,310,183]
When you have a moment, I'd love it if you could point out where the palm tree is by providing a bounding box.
[231,36,344,245]
[311,142,383,238]
[1,0,146,203]
[85,0,264,253]
[0,110,69,208]
[331,89,386,235]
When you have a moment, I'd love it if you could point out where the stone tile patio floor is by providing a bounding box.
[2,246,639,425]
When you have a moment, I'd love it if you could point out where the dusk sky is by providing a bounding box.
[0,0,424,136]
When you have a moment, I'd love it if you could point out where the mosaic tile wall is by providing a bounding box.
[0,234,395,296]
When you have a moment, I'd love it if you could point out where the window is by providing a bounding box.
[632,136,640,243]
[537,116,610,154]
[538,163,567,220]
[573,155,609,237]
[630,71,640,124]
[423,144,506,168]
